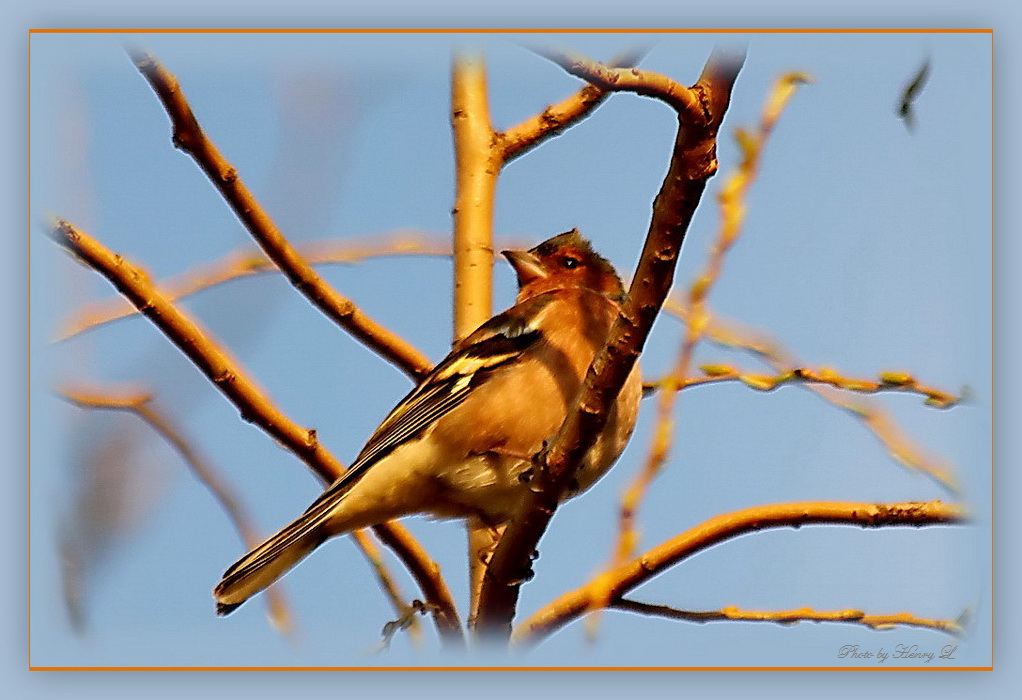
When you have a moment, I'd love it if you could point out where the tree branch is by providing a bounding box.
[47,218,461,644]
[451,49,645,631]
[663,300,961,491]
[647,364,962,409]
[56,230,460,342]
[585,74,807,639]
[514,500,966,646]
[475,47,746,640]
[499,48,646,162]
[58,383,296,633]
[128,49,432,382]
[611,598,965,636]
[371,522,465,646]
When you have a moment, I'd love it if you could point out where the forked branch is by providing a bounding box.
[476,48,746,640]
[47,218,462,645]
[514,500,966,646]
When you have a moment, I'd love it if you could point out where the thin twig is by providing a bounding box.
[499,48,646,162]
[646,364,962,409]
[57,231,459,342]
[612,598,965,636]
[538,47,704,115]
[372,521,465,646]
[664,301,960,491]
[350,529,423,646]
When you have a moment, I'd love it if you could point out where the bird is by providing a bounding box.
[898,57,931,132]
[213,229,642,615]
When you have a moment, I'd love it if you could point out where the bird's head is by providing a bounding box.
[502,229,624,302]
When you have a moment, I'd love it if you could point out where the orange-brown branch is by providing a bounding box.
[477,47,746,640]
[129,50,432,382]
[499,49,645,162]
[514,500,966,646]
[48,219,461,644]
[612,599,964,636]
[664,301,960,491]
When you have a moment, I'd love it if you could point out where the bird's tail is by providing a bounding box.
[214,505,331,616]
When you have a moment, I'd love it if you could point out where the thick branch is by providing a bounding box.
[514,500,966,646]
[476,48,746,639]
[50,219,344,483]
[584,74,809,638]
[129,49,432,382]
[450,52,497,342]
[48,219,461,643]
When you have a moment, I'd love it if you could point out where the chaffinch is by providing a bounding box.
[214,230,642,615]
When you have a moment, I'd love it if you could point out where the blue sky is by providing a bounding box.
[28,29,991,672]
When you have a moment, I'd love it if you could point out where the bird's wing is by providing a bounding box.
[304,292,557,511]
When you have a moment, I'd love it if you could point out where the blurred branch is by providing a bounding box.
[514,499,966,646]
[612,598,965,636]
[477,47,746,640]
[128,49,432,382]
[47,219,459,642]
[56,231,460,342]
[58,383,295,633]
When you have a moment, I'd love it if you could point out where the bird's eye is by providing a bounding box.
[562,256,580,269]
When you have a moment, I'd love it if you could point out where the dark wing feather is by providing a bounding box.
[318,293,555,499]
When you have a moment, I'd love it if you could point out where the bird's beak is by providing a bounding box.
[501,249,547,286]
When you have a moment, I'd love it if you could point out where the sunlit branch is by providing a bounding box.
[452,49,647,630]
[514,500,966,646]
[477,47,746,640]
[350,529,423,646]
[612,598,965,636]
[371,521,465,646]
[664,301,960,492]
[48,218,460,643]
[499,49,646,162]
[582,69,808,643]
[129,49,432,382]
[644,364,962,409]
